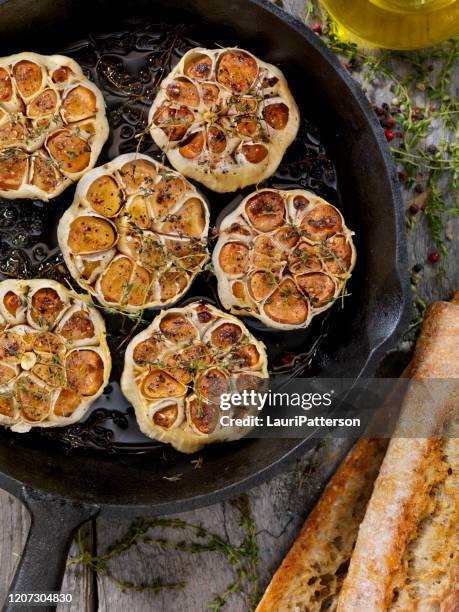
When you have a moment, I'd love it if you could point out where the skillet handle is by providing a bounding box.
[4,486,99,612]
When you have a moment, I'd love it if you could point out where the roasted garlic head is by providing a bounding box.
[0,279,111,432]
[121,302,268,453]
[0,52,109,200]
[213,188,356,330]
[149,47,299,192]
[58,153,210,313]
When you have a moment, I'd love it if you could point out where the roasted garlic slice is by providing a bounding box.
[58,153,210,312]
[0,279,110,432]
[149,47,300,192]
[0,52,108,200]
[121,302,268,453]
[213,189,356,330]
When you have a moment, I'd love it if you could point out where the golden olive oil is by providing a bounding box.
[320,0,459,49]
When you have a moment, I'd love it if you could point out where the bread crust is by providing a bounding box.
[337,297,459,611]
[257,295,459,612]
[256,438,388,612]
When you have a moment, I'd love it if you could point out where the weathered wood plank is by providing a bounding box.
[274,0,309,21]
[0,490,94,611]
[0,491,29,606]
[357,63,459,303]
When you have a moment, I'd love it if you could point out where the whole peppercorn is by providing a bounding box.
[428,251,440,264]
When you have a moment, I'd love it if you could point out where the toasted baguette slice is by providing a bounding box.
[337,436,459,612]
[256,438,388,612]
[337,297,459,611]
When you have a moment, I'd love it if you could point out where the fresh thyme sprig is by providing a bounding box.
[69,525,184,594]
[69,495,259,610]
[305,4,459,329]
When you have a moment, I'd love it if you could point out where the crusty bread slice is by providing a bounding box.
[337,297,459,611]
[257,292,459,612]
[337,435,459,612]
[256,438,388,612]
[390,433,459,612]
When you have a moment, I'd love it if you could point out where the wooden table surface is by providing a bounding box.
[1,1,458,611]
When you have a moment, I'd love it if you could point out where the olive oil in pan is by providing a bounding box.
[1,22,341,453]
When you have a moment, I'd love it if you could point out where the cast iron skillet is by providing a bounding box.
[0,0,410,608]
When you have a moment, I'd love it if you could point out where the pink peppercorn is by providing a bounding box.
[384,129,395,141]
